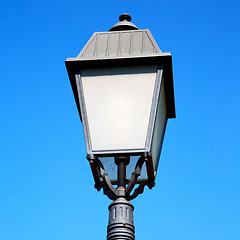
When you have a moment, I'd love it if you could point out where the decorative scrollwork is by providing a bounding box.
[87,154,152,201]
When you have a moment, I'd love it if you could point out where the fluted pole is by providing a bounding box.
[107,198,135,240]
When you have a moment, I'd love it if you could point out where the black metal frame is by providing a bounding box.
[87,153,155,201]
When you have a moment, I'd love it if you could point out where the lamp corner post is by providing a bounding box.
[65,13,176,240]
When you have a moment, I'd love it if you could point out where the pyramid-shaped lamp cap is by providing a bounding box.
[109,13,139,31]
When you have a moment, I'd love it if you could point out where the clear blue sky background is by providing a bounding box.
[1,0,239,239]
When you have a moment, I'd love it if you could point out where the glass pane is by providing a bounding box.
[99,155,147,184]
[151,76,167,172]
[81,66,157,153]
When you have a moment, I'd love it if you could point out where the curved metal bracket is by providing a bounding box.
[101,172,117,200]
[125,155,148,200]
[87,156,117,200]
[128,181,146,200]
[125,156,144,196]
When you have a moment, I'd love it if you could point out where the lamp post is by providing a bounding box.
[65,14,175,240]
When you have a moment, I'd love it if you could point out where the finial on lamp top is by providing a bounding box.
[109,13,139,31]
[119,13,132,22]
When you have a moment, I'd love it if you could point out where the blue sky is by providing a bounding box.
[0,0,240,239]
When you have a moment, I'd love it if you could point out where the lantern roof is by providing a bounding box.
[75,29,162,60]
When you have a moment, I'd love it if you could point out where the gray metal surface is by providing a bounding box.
[76,29,162,60]
[107,198,135,240]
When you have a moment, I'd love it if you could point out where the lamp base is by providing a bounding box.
[107,198,135,240]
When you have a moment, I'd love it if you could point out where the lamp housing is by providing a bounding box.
[66,24,175,186]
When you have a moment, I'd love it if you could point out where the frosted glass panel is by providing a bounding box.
[81,66,157,152]
[151,76,167,171]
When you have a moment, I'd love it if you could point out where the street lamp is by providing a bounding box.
[65,14,175,240]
